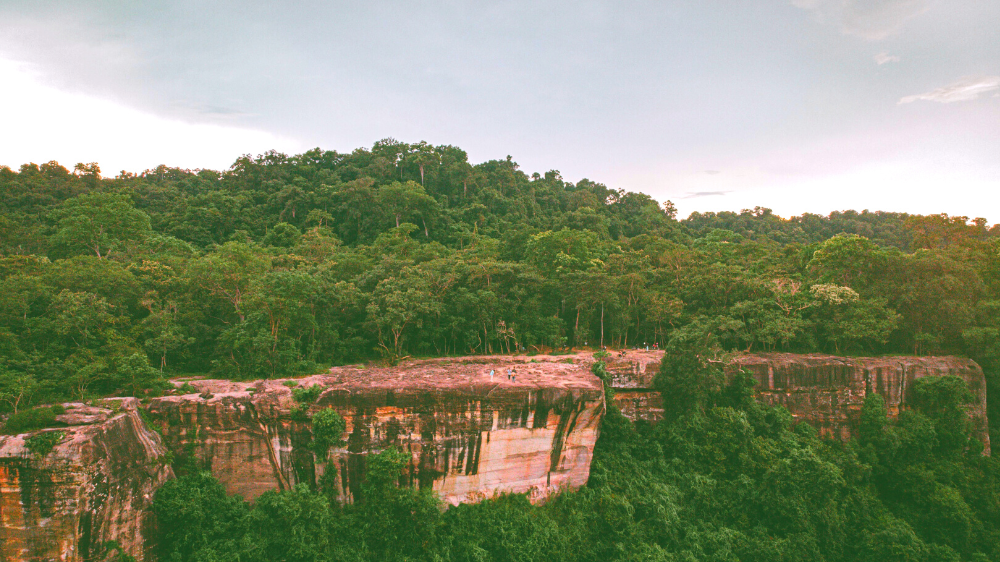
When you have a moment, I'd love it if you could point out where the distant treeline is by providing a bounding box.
[1,141,999,442]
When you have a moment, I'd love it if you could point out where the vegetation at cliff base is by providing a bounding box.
[152,354,1000,561]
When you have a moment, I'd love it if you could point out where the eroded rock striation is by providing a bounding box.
[606,351,990,454]
[144,356,605,505]
[0,399,173,561]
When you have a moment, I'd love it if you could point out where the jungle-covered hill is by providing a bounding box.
[1,140,999,426]
[4,140,1000,561]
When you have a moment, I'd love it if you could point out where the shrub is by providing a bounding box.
[25,430,65,457]
[311,408,346,456]
[292,385,323,404]
[4,406,61,434]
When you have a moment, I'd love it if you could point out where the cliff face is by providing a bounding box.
[606,351,991,454]
[4,351,989,560]
[144,356,605,505]
[736,353,990,453]
[0,399,173,562]
[606,351,664,423]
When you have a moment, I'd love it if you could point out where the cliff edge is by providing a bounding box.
[0,399,173,561]
[145,355,605,505]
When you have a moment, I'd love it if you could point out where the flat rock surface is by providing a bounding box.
[176,354,604,397]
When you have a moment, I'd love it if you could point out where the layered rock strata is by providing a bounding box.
[605,351,990,454]
[0,399,173,561]
[605,351,664,423]
[144,356,605,505]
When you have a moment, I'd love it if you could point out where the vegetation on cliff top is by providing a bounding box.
[2,141,998,442]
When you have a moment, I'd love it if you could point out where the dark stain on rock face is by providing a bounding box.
[78,510,93,560]
[347,407,371,502]
[532,392,551,429]
[291,422,317,490]
[549,396,581,474]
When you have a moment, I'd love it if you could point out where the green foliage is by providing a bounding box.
[310,408,345,457]
[6,139,1000,560]
[152,471,250,561]
[653,320,727,421]
[24,430,64,456]
[3,406,61,434]
[50,192,151,259]
[102,540,137,562]
[3,140,999,409]
[263,222,302,248]
[292,384,323,404]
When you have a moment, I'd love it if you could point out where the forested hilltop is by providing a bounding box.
[2,140,999,411]
[3,140,1000,561]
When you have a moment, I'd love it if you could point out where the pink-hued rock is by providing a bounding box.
[735,353,990,453]
[0,402,173,562]
[4,350,989,560]
[611,391,665,424]
[604,350,991,455]
[602,351,662,389]
[145,356,605,505]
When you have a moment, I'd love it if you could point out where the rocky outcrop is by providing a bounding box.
[736,353,990,453]
[3,351,989,560]
[605,351,991,454]
[0,399,173,561]
[605,351,664,423]
[144,356,605,505]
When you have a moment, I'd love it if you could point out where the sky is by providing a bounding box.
[0,1,997,220]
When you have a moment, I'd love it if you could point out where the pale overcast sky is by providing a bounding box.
[0,1,997,220]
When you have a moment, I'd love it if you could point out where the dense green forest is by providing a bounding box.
[2,141,1000,561]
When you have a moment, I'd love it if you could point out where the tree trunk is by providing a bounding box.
[575,308,580,347]
[600,302,605,349]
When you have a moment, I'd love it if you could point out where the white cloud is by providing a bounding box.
[874,51,901,65]
[899,75,1000,104]
[793,0,929,40]
[0,57,303,174]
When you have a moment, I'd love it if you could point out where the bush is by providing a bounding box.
[3,406,62,434]
[25,430,65,457]
[292,385,323,404]
[311,408,346,456]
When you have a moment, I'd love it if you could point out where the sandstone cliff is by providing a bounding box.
[144,356,605,505]
[0,399,173,561]
[606,351,991,454]
[3,351,990,560]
